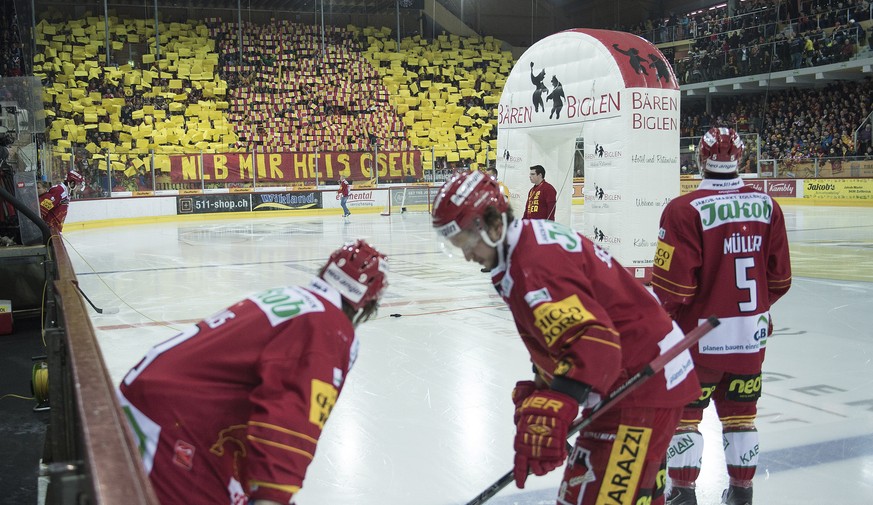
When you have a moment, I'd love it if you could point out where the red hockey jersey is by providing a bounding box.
[652,177,792,374]
[491,219,700,408]
[38,183,70,232]
[118,279,358,505]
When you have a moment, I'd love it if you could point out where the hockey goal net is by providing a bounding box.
[380,185,438,216]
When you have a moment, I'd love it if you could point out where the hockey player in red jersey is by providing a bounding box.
[432,170,700,505]
[118,240,388,505]
[38,170,84,233]
[652,128,792,505]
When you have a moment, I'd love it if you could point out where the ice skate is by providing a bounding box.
[666,486,697,505]
[721,485,752,505]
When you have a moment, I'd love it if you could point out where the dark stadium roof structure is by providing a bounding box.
[181,0,400,11]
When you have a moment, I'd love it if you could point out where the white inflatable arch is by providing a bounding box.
[495,29,680,279]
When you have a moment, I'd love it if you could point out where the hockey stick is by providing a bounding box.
[71,280,120,315]
[464,316,720,505]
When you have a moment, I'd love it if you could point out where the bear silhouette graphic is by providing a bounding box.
[547,75,565,119]
[647,54,671,83]
[530,62,547,112]
[612,44,649,75]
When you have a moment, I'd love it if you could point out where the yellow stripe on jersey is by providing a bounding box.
[248,420,318,444]
[768,277,792,287]
[246,435,314,460]
[651,272,697,291]
[580,333,622,351]
[249,480,301,495]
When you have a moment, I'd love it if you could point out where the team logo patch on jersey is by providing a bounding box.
[533,294,596,347]
[653,240,674,271]
[524,288,552,307]
[173,440,195,470]
[597,425,652,505]
[309,379,339,429]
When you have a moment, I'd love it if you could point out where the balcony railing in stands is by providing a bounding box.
[633,4,872,46]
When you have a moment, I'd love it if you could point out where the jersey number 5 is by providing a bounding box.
[735,257,757,313]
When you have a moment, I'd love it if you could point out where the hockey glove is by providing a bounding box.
[511,380,538,425]
[513,389,578,488]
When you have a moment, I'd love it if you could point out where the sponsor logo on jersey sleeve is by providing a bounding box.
[654,240,674,271]
[659,323,694,390]
[524,288,552,307]
[309,379,339,429]
[249,286,325,327]
[533,294,596,346]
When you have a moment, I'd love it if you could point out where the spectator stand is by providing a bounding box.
[680,80,873,176]
[34,8,514,196]
[34,15,241,196]
[362,29,510,175]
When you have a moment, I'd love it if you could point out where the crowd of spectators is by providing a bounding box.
[208,18,504,174]
[618,0,872,85]
[34,15,242,193]
[0,2,25,78]
[210,20,409,154]
[681,79,873,162]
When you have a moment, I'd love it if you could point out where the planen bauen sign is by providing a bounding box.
[168,151,422,183]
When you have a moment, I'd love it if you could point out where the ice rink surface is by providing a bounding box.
[63,202,873,505]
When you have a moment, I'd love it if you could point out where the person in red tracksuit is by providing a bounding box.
[523,164,557,220]
[432,170,700,505]
[118,240,388,505]
[653,128,792,505]
[39,170,84,233]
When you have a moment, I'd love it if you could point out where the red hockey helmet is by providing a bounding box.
[698,127,744,173]
[431,170,509,240]
[319,240,389,312]
[65,170,85,185]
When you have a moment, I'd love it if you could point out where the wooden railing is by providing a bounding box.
[42,237,159,505]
